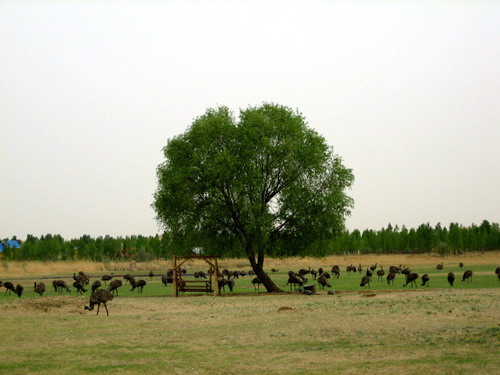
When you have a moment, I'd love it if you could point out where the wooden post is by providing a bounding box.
[214,257,220,296]
[172,255,178,297]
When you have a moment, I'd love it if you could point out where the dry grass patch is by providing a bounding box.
[1,288,498,374]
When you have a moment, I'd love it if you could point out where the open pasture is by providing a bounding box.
[0,253,498,374]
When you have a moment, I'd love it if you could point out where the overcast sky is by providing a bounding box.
[1,1,499,240]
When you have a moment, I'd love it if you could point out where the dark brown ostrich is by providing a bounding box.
[92,280,102,293]
[149,271,154,279]
[317,274,331,289]
[271,268,279,273]
[73,279,87,294]
[365,268,373,278]
[107,279,122,296]
[401,267,411,277]
[130,279,147,293]
[421,274,430,287]
[15,284,24,298]
[34,282,46,296]
[53,280,71,293]
[123,274,133,284]
[101,273,114,285]
[370,263,377,272]
[310,269,318,280]
[447,272,455,286]
[161,274,173,286]
[3,281,15,295]
[387,272,396,285]
[318,267,324,276]
[84,289,114,316]
[403,273,419,287]
[331,265,340,279]
[462,270,473,282]
[357,264,362,272]
[251,277,261,291]
[287,274,306,291]
[360,276,371,288]
[73,272,90,285]
[436,263,443,272]
[376,267,385,281]
[459,262,464,269]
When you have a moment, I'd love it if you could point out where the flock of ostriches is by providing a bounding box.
[1,264,499,316]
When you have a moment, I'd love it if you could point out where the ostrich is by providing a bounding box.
[331,265,340,279]
[251,277,261,291]
[436,263,443,272]
[73,279,87,294]
[3,281,15,295]
[360,276,371,288]
[317,274,331,289]
[84,289,114,316]
[53,280,71,293]
[421,274,430,287]
[403,273,419,287]
[370,263,378,272]
[123,274,133,284]
[366,268,373,278]
[271,268,279,273]
[287,274,306,291]
[34,282,46,296]
[310,269,318,280]
[149,271,154,279]
[357,264,362,272]
[447,272,455,286]
[161,274,173,286]
[459,262,464,269]
[376,267,385,281]
[130,279,147,293]
[462,270,473,282]
[387,272,396,285]
[318,267,324,276]
[226,279,235,292]
[73,272,89,285]
[92,280,102,293]
[15,284,24,298]
[107,279,122,296]
[101,273,114,285]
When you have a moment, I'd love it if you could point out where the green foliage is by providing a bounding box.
[152,103,354,260]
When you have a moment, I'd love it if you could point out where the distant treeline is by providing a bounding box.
[1,220,499,261]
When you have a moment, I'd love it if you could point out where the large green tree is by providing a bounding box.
[153,103,354,292]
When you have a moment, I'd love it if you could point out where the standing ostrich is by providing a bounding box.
[360,276,371,288]
[84,290,114,316]
[459,262,464,269]
[447,272,455,286]
[436,263,443,272]
[251,277,261,291]
[387,272,396,285]
[107,280,122,296]
[376,267,385,281]
[101,273,114,285]
[462,270,473,282]
[421,274,430,287]
[34,282,46,296]
[130,279,147,293]
[3,281,15,295]
[15,284,24,297]
[403,273,419,287]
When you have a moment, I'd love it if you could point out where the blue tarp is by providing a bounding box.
[0,240,21,252]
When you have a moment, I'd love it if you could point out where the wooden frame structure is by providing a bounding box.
[172,255,220,297]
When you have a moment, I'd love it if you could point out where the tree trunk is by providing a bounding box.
[248,254,283,293]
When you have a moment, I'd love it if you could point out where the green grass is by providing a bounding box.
[0,263,498,301]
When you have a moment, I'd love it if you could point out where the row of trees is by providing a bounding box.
[2,220,498,261]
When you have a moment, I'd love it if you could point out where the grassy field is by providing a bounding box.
[0,254,499,374]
